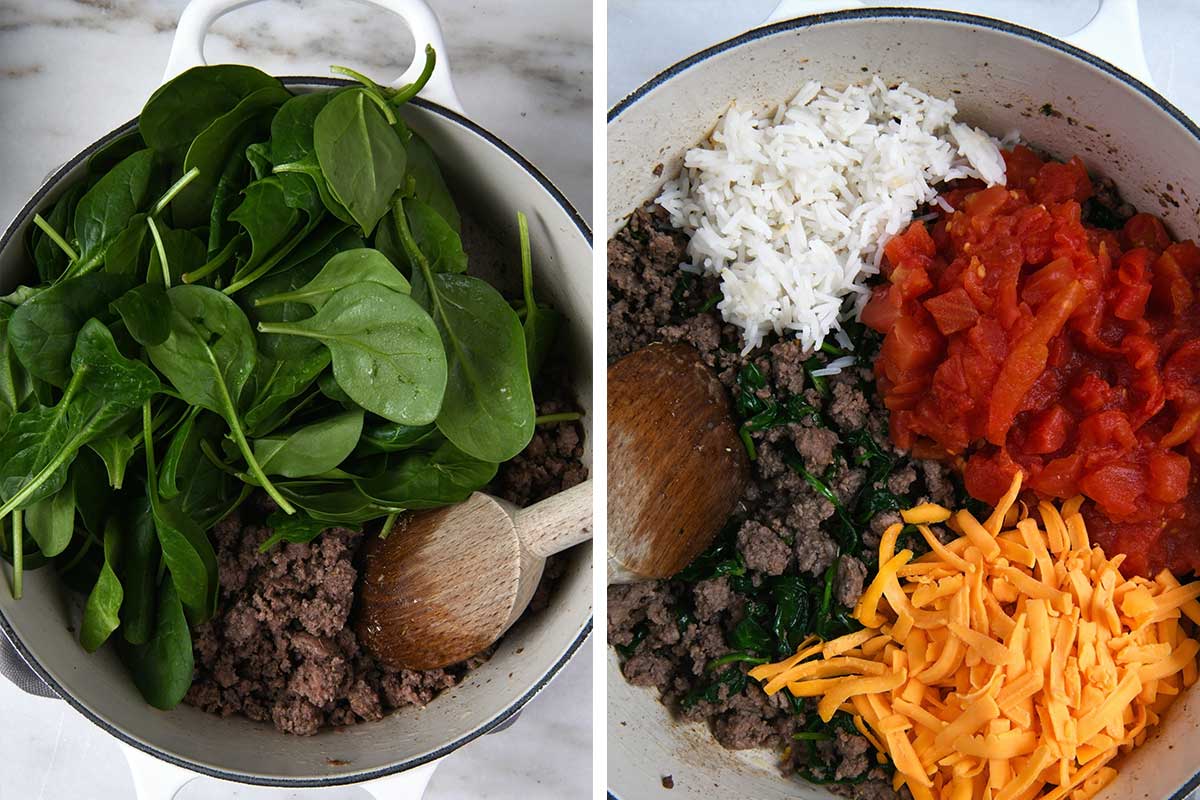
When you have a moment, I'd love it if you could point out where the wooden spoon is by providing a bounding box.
[356,479,592,670]
[608,342,749,583]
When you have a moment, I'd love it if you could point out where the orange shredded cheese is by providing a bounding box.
[751,473,1200,800]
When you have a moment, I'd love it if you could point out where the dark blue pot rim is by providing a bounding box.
[608,8,1199,800]
[0,76,593,789]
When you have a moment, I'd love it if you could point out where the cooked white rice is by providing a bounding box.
[656,77,1008,356]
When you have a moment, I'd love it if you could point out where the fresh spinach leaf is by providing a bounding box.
[146,226,206,288]
[111,284,170,346]
[252,408,363,478]
[313,89,407,235]
[87,433,137,490]
[257,283,446,426]
[10,272,134,387]
[517,211,562,378]
[80,516,123,652]
[357,418,439,454]
[119,494,160,645]
[273,480,398,525]
[228,177,303,282]
[355,440,496,509]
[404,132,459,233]
[71,149,157,276]
[32,184,86,282]
[121,575,193,710]
[140,65,283,164]
[404,196,466,275]
[158,406,199,500]
[242,348,331,437]
[174,84,291,228]
[254,248,410,309]
[145,285,293,514]
[257,510,343,553]
[25,473,75,558]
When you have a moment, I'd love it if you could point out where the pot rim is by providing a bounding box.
[0,76,593,788]
[605,9,1199,800]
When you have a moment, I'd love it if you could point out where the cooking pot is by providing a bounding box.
[607,2,1200,798]
[0,0,593,796]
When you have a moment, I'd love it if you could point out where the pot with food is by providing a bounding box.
[0,0,593,795]
[607,5,1200,800]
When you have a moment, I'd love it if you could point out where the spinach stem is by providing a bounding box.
[379,511,398,540]
[222,223,315,296]
[10,509,22,600]
[391,45,437,105]
[146,217,171,288]
[182,231,243,284]
[32,213,79,263]
[216,378,295,515]
[152,167,200,216]
[199,440,242,478]
[357,86,397,126]
[518,211,535,311]
[535,412,582,425]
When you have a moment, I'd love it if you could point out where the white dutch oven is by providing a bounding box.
[0,0,592,797]
[608,2,1200,798]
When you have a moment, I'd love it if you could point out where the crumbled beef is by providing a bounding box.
[835,556,869,608]
[736,521,791,576]
[607,201,967,797]
[829,379,870,430]
[794,426,840,472]
[919,459,956,506]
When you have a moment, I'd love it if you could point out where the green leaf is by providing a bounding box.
[159,406,199,500]
[273,480,397,525]
[9,272,134,387]
[146,226,206,288]
[121,576,193,710]
[405,196,466,275]
[119,494,160,645]
[140,65,283,164]
[242,348,330,436]
[518,211,561,378]
[173,85,291,228]
[87,434,136,490]
[254,248,410,309]
[257,283,446,427]
[145,285,293,514]
[252,408,363,478]
[405,132,459,233]
[80,516,124,652]
[72,149,157,274]
[228,177,303,281]
[356,418,439,454]
[313,89,407,235]
[171,412,250,530]
[257,510,341,553]
[102,213,150,277]
[111,284,169,347]
[355,440,496,509]
[32,184,86,282]
[25,474,75,558]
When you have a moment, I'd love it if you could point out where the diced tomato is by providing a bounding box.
[1163,406,1200,448]
[1024,405,1071,454]
[1152,248,1195,318]
[964,449,1023,506]
[923,287,979,336]
[1032,157,1093,205]
[1079,464,1144,518]
[884,221,936,273]
[1148,451,1191,503]
[963,185,1010,218]
[861,287,901,334]
[1023,258,1075,309]
[879,316,943,384]
[1002,145,1044,192]
[1122,213,1170,251]
[1078,411,1137,452]
[1164,339,1200,406]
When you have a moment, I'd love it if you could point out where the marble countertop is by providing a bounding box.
[607,0,1200,123]
[0,1,591,799]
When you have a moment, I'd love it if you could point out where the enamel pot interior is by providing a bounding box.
[0,78,592,787]
[607,10,1200,800]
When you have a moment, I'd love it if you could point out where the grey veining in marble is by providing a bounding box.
[0,1,591,799]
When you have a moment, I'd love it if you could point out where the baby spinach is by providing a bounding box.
[251,408,363,478]
[254,248,410,309]
[355,440,496,509]
[517,211,562,378]
[313,89,407,235]
[111,284,169,347]
[146,285,293,514]
[257,283,446,426]
[0,319,160,520]
[10,272,134,387]
[404,133,460,233]
[273,480,399,525]
[228,177,303,283]
[242,348,331,436]
[121,576,193,710]
[32,184,86,282]
[396,198,534,461]
[80,516,124,652]
[257,509,346,553]
[404,196,466,275]
[25,474,75,558]
[88,434,137,490]
[119,495,160,645]
[174,85,291,229]
[357,419,439,454]
[140,65,283,164]
[159,407,199,500]
[70,149,157,277]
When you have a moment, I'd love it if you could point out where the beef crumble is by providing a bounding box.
[188,383,587,735]
[608,204,960,796]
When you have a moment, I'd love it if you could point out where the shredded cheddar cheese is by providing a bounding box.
[748,473,1200,800]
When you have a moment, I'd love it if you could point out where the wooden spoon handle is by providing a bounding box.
[514,479,593,558]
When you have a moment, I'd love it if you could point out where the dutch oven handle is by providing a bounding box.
[763,0,1156,90]
[162,0,466,112]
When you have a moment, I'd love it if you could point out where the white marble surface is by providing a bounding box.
[0,1,591,799]
[607,0,1200,125]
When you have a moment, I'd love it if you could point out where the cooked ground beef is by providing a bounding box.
[608,203,961,795]
[189,372,587,734]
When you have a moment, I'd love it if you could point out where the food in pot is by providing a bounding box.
[751,475,1200,800]
[609,76,1200,798]
[0,52,584,727]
